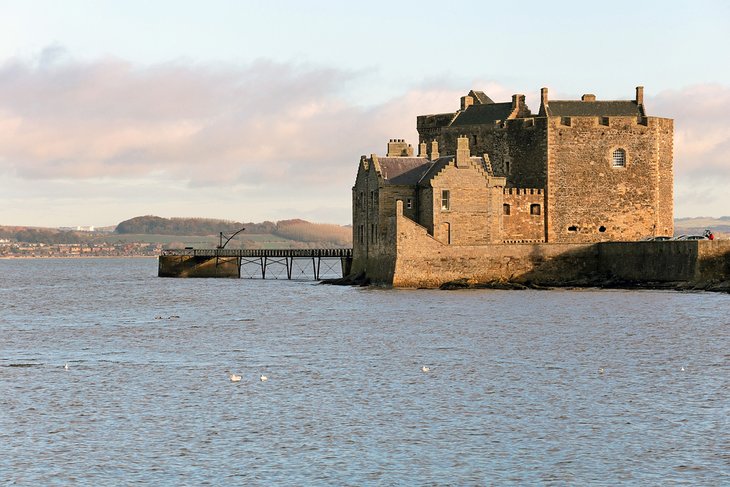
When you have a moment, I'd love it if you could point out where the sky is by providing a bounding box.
[0,0,729,227]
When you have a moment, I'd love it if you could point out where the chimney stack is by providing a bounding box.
[635,86,644,105]
[418,142,427,158]
[460,95,474,111]
[430,140,440,161]
[456,136,470,167]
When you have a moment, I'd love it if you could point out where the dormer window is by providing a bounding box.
[612,148,626,167]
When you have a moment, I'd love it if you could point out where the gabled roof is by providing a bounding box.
[451,102,514,126]
[546,100,642,117]
[469,90,494,104]
[377,157,431,185]
[418,156,490,185]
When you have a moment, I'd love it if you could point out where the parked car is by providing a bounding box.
[673,235,708,240]
[642,236,672,241]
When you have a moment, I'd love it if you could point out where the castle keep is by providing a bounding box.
[352,87,677,286]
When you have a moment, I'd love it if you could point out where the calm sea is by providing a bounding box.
[1,258,728,486]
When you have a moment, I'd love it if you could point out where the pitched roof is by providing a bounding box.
[418,156,490,184]
[469,90,494,104]
[451,102,513,126]
[546,100,642,117]
[377,157,431,185]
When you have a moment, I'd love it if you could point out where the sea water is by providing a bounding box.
[1,258,728,485]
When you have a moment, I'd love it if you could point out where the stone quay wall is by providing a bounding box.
[371,202,730,289]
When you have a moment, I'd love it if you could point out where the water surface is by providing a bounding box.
[1,258,728,485]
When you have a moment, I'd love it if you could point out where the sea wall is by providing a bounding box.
[158,255,240,278]
[384,203,730,289]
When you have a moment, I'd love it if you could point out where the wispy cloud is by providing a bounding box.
[0,49,727,223]
[650,84,730,216]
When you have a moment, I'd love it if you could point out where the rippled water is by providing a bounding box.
[1,258,728,485]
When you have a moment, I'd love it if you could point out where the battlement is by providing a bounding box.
[504,188,543,195]
[386,139,414,157]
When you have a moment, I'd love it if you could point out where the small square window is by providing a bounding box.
[441,190,450,210]
[406,198,413,209]
[503,204,510,215]
[530,204,541,216]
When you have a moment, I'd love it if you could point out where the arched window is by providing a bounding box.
[530,204,541,215]
[503,204,511,215]
[612,148,626,167]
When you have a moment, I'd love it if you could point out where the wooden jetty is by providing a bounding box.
[158,248,353,279]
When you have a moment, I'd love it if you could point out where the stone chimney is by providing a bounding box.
[539,87,548,115]
[460,95,474,111]
[455,136,470,167]
[635,86,644,105]
[581,94,596,102]
[418,142,427,158]
[387,138,412,157]
[430,140,440,161]
[511,94,525,110]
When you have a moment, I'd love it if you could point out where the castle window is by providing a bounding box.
[561,116,571,126]
[568,225,579,232]
[612,149,626,167]
[503,204,511,215]
[472,134,477,146]
[441,190,450,210]
[599,226,606,233]
[530,204,541,216]
[359,225,364,244]
[406,198,413,209]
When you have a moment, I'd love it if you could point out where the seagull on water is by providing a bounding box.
[421,366,430,373]
[64,363,69,370]
[228,372,242,382]
[260,374,268,382]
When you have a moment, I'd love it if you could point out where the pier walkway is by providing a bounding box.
[159,248,353,279]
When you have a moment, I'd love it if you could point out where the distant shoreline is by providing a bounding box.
[0,255,157,260]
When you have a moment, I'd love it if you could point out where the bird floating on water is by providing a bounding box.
[64,363,69,370]
[599,368,605,374]
[260,374,268,382]
[681,366,685,372]
[421,366,430,373]
[228,372,242,382]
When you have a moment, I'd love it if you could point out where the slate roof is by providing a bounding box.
[377,157,431,185]
[470,90,494,104]
[451,102,513,126]
[546,100,642,117]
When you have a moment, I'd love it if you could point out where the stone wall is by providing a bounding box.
[391,201,598,288]
[545,116,673,243]
[365,202,730,289]
[501,188,545,242]
[425,158,503,245]
[419,118,549,189]
[158,255,240,278]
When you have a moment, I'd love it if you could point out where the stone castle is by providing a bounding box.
[352,86,677,286]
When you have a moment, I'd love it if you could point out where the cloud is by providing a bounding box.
[648,84,730,217]
[1,50,726,223]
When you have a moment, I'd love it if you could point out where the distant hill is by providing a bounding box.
[2,215,727,247]
[114,216,352,247]
[674,216,730,237]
